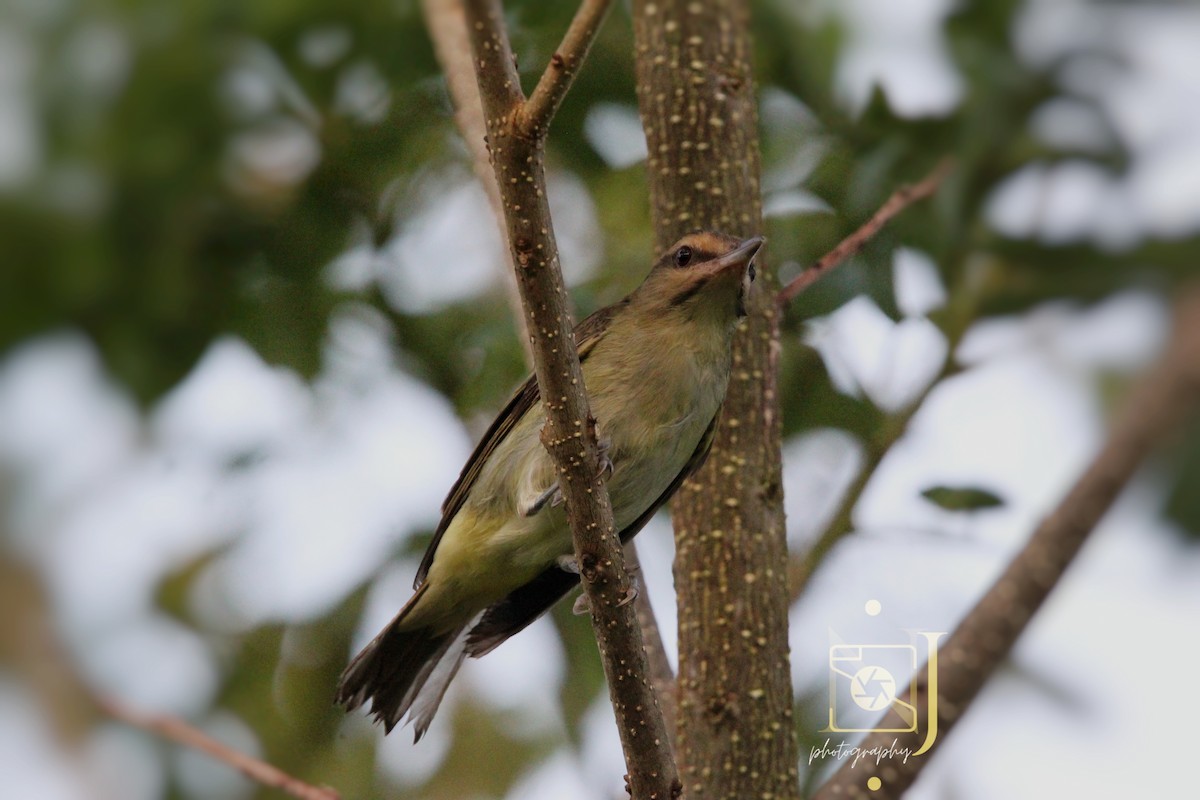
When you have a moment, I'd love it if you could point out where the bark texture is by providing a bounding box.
[632,3,800,798]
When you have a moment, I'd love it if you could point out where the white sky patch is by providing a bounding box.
[860,353,1101,550]
[827,0,964,116]
[578,694,631,800]
[958,292,1167,374]
[0,681,93,800]
[782,429,864,550]
[81,612,220,716]
[172,712,259,800]
[893,247,947,318]
[1009,3,1200,239]
[379,167,601,313]
[506,752,597,800]
[83,725,165,800]
[153,337,312,464]
[208,361,468,624]
[0,335,138,555]
[804,295,948,412]
[764,188,833,218]
[584,102,648,168]
[465,617,567,738]
[372,710,452,788]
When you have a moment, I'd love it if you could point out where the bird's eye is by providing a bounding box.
[674,246,693,267]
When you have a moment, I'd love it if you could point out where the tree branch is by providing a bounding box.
[777,158,954,306]
[632,2,800,798]
[462,2,678,797]
[519,0,614,138]
[625,541,677,737]
[813,287,1200,799]
[98,697,340,800]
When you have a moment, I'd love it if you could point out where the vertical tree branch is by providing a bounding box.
[462,2,678,797]
[632,2,800,798]
[813,287,1200,799]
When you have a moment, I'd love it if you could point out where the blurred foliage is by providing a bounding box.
[920,485,1006,513]
[4,0,1200,797]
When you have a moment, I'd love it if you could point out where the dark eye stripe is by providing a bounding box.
[669,277,710,307]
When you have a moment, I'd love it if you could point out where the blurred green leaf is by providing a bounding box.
[920,485,1006,513]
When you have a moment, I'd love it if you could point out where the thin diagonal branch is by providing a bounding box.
[813,287,1200,800]
[519,0,615,138]
[777,158,954,306]
[462,1,678,797]
[99,697,341,800]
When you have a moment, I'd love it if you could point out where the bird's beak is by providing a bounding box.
[704,235,765,280]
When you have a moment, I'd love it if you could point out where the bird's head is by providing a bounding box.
[631,231,765,326]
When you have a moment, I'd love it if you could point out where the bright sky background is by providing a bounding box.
[2,1,1199,798]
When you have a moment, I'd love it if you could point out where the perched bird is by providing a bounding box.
[337,231,764,740]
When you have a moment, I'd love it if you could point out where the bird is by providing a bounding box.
[336,231,765,740]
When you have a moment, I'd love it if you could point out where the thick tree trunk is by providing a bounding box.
[631,3,800,798]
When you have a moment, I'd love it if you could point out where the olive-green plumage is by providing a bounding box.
[337,231,764,739]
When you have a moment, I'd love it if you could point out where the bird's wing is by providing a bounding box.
[413,302,624,588]
[464,410,720,656]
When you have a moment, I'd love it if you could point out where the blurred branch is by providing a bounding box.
[420,0,529,352]
[813,286,1200,799]
[777,158,955,306]
[462,2,679,798]
[0,555,95,743]
[624,542,677,737]
[99,697,341,800]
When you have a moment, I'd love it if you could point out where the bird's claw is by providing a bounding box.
[556,554,580,574]
[616,583,639,607]
[572,593,590,616]
[524,482,563,517]
[595,438,613,481]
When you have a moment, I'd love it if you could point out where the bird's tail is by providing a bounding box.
[335,583,470,741]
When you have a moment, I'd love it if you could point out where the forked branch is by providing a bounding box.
[461,1,678,797]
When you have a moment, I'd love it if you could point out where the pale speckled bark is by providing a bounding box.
[462,1,680,797]
[632,3,800,799]
[813,288,1200,799]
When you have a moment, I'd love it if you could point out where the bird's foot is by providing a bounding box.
[571,577,640,617]
[616,575,640,607]
[523,482,563,517]
[555,554,580,574]
[595,438,613,481]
